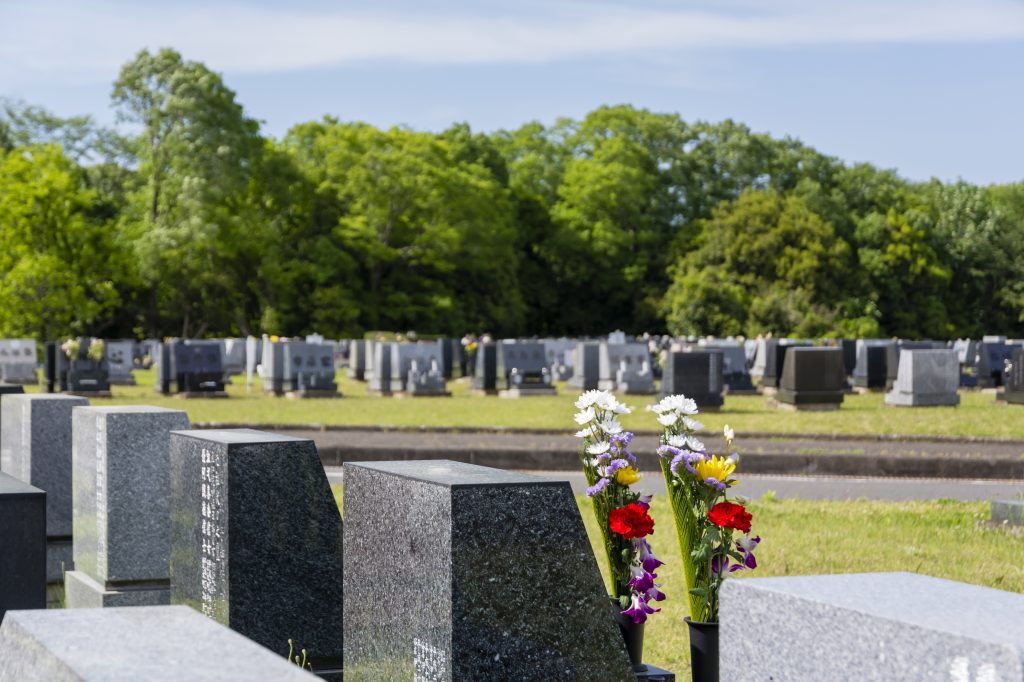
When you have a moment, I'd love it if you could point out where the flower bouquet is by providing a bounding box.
[574,390,665,667]
[86,338,105,364]
[61,338,81,360]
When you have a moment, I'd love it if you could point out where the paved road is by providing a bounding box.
[323,467,1022,502]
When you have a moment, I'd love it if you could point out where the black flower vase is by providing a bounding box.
[610,597,647,673]
[685,618,719,682]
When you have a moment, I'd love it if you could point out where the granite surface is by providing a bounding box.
[776,347,845,406]
[852,340,891,389]
[598,342,655,394]
[0,394,87,582]
[169,429,343,677]
[343,459,635,681]
[720,572,1024,681]
[660,351,724,408]
[0,472,46,619]
[885,349,960,407]
[567,342,599,391]
[1004,348,1024,404]
[991,500,1023,525]
[66,406,189,608]
[0,605,317,681]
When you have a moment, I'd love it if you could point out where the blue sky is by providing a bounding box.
[2,0,1022,184]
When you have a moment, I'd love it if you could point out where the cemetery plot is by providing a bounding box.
[44,338,111,396]
[884,349,960,407]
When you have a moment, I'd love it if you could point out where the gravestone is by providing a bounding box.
[367,341,393,395]
[757,339,812,391]
[0,383,24,449]
[852,340,892,390]
[169,429,343,679]
[343,460,641,681]
[436,338,463,380]
[389,343,449,396]
[660,351,724,409]
[598,342,655,394]
[65,406,190,608]
[0,339,37,384]
[221,338,246,377]
[839,339,857,377]
[1004,348,1024,404]
[991,500,1023,525]
[542,338,577,382]
[46,338,110,395]
[155,340,226,396]
[720,572,1024,681]
[773,347,845,410]
[104,339,136,385]
[347,339,368,381]
[885,341,939,390]
[0,394,87,586]
[0,605,317,681]
[471,342,498,394]
[0,472,46,620]
[884,349,960,407]
[978,341,1023,389]
[952,339,978,388]
[567,341,600,391]
[263,341,338,397]
[700,340,755,394]
[495,341,556,396]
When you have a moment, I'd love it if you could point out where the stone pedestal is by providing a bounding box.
[774,347,845,410]
[0,394,88,584]
[343,460,637,681]
[0,472,46,619]
[169,429,343,679]
[0,606,317,681]
[65,406,190,608]
[721,572,1024,681]
[884,349,960,407]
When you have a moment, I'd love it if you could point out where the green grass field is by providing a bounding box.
[330,485,1023,677]
[28,368,1024,438]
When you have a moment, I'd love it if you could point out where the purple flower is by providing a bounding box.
[586,477,610,497]
[621,594,660,624]
[606,458,630,476]
[646,584,666,602]
[594,452,611,464]
[704,477,727,491]
[636,494,653,510]
[657,445,680,460]
[732,535,761,571]
[628,566,655,592]
[611,432,634,447]
[711,555,729,577]
[635,538,664,572]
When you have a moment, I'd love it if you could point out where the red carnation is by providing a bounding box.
[708,501,752,533]
[609,503,655,539]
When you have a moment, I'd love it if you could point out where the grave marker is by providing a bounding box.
[884,349,960,407]
[0,472,46,619]
[0,339,37,384]
[660,351,724,409]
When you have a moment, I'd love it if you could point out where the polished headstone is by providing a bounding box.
[885,349,960,407]
[884,341,939,389]
[700,340,755,393]
[496,341,555,395]
[104,340,136,385]
[390,343,447,395]
[660,351,724,408]
[367,341,394,394]
[0,605,317,681]
[156,340,226,395]
[471,342,498,394]
[775,347,845,409]
[756,339,812,389]
[720,572,1024,681]
[343,460,635,681]
[263,341,338,396]
[0,394,88,582]
[65,406,190,608]
[169,429,343,678]
[0,472,46,620]
[346,338,368,381]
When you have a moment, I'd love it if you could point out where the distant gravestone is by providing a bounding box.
[263,341,338,397]
[155,340,226,396]
[1004,348,1024,404]
[598,342,655,394]
[978,341,1023,389]
[471,343,498,394]
[0,383,25,449]
[839,339,857,377]
[0,394,87,586]
[0,339,37,384]
[774,347,845,411]
[542,339,576,382]
[0,472,46,620]
[885,341,939,390]
[567,341,600,391]
[169,429,343,679]
[46,338,110,395]
[389,343,448,396]
[0,606,317,681]
[495,341,556,397]
[700,340,755,394]
[346,339,368,381]
[758,340,812,390]
[104,340,136,386]
[720,573,1024,681]
[884,349,960,407]
[852,340,891,390]
[343,460,637,681]
[660,351,724,409]
[221,338,246,376]
[65,406,190,608]
[367,341,394,395]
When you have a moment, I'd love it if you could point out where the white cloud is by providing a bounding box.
[2,0,1023,85]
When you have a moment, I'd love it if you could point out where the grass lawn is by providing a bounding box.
[28,368,1024,439]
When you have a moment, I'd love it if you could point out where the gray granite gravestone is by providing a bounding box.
[0,339,37,384]
[169,429,343,679]
[1004,347,1024,404]
[720,572,1024,681]
[343,460,637,681]
[0,383,24,454]
[0,472,46,620]
[598,342,655,394]
[156,340,226,395]
[756,339,812,391]
[852,339,891,390]
[0,394,87,584]
[991,500,1023,525]
[104,340,136,385]
[884,349,960,407]
[496,341,556,396]
[542,338,576,382]
[660,351,724,408]
[0,605,317,681]
[471,342,498,394]
[347,339,368,380]
[700,340,756,394]
[389,343,449,396]
[774,347,845,410]
[367,341,394,394]
[567,341,600,391]
[263,341,338,397]
[64,406,190,608]
[885,340,940,389]
[221,338,246,377]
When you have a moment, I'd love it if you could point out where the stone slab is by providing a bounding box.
[0,605,317,681]
[991,499,1023,525]
[0,473,46,619]
[721,572,1024,681]
[169,428,343,677]
[63,569,169,608]
[343,459,635,681]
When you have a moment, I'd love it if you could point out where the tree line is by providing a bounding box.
[2,48,1022,342]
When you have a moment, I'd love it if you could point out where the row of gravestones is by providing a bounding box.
[1,399,1021,679]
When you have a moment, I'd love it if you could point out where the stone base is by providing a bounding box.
[284,389,342,399]
[176,391,229,399]
[1004,391,1024,405]
[636,663,675,681]
[767,399,840,412]
[991,500,1023,525]
[499,387,558,398]
[46,539,73,584]
[395,390,452,398]
[884,392,960,407]
[64,571,170,608]
[64,391,112,398]
[724,388,759,396]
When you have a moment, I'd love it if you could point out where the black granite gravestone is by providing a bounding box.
[759,340,811,390]
[155,341,226,395]
[852,341,891,390]
[496,342,555,395]
[567,341,600,391]
[660,351,724,408]
[471,343,498,394]
[0,472,46,619]
[346,339,367,381]
[343,460,644,681]
[840,339,857,377]
[775,347,845,410]
[169,430,343,679]
[1004,348,1024,405]
[702,342,755,394]
[367,342,393,395]
[45,338,110,395]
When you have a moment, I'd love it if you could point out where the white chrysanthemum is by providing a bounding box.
[682,416,704,431]
[667,434,688,448]
[574,428,590,438]
[573,408,596,425]
[657,412,677,427]
[676,397,699,415]
[574,390,606,410]
[724,424,735,441]
[686,436,706,451]
[586,441,611,455]
[598,418,623,435]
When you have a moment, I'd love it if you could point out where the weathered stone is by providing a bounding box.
[884,349,960,407]
[0,472,46,620]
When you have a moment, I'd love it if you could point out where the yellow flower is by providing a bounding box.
[615,467,642,486]
[694,455,737,485]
